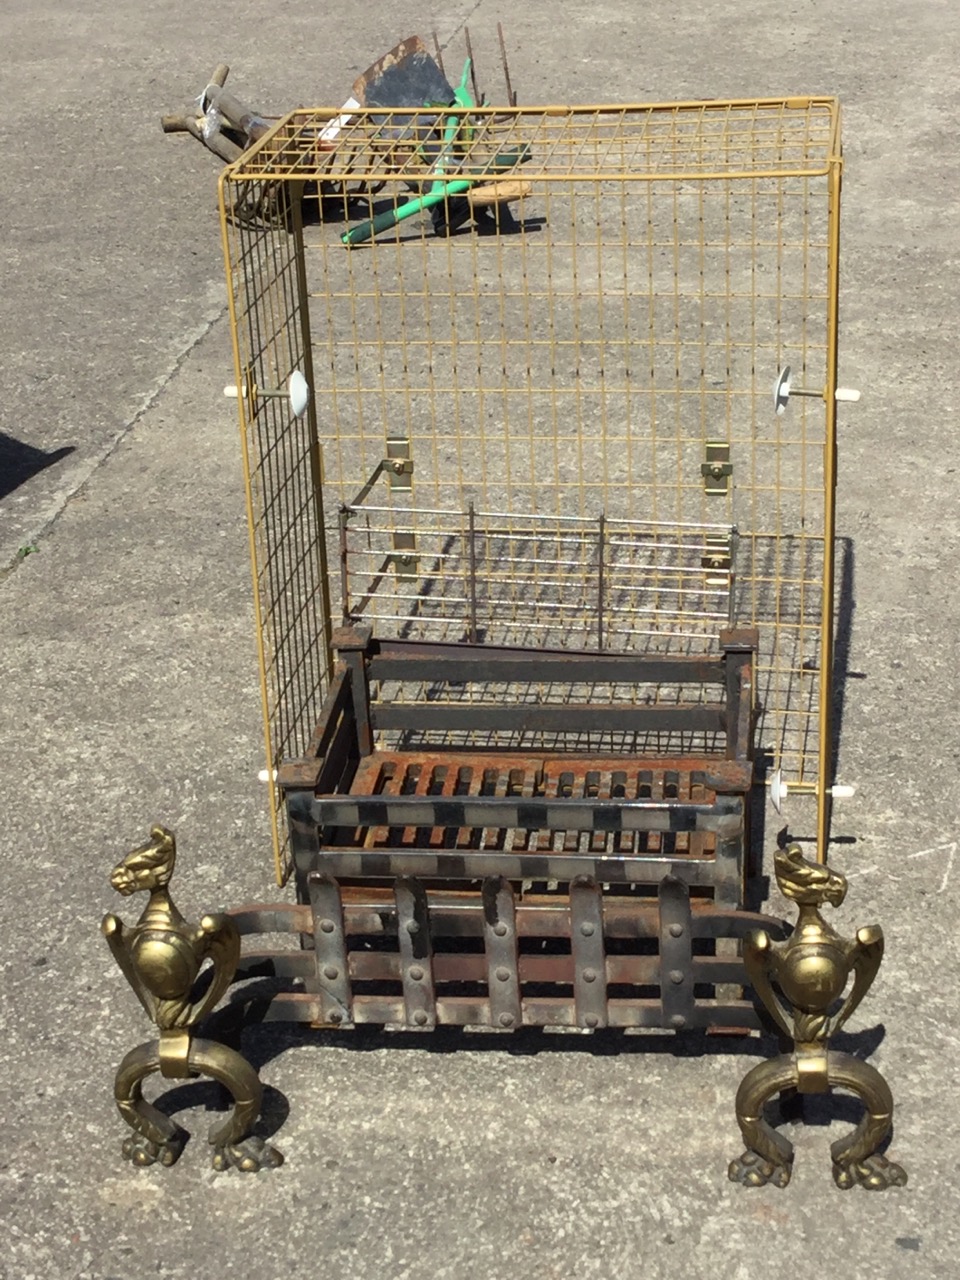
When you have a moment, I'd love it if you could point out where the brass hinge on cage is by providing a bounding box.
[701,442,732,496]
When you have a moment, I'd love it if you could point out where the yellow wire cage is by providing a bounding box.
[220,98,843,884]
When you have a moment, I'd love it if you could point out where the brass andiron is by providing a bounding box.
[102,825,282,1172]
[729,844,906,1191]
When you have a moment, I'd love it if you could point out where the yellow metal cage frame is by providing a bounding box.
[220,98,843,883]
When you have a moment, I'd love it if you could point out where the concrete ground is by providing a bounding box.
[1,2,957,1277]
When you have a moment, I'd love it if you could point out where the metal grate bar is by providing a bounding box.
[395,877,437,1029]
[482,877,522,1029]
[570,878,607,1028]
[658,877,696,1029]
[308,873,352,1026]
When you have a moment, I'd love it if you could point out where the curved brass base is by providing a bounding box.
[114,1035,283,1173]
[729,1056,797,1187]
[730,1049,906,1191]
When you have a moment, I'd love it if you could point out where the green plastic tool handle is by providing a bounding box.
[342,180,475,246]
[341,145,530,248]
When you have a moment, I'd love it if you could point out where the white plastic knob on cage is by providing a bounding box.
[223,369,311,419]
[767,768,856,814]
[288,370,310,418]
[774,365,860,415]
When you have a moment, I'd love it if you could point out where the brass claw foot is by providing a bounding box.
[731,845,906,1190]
[103,826,279,1172]
[728,1149,792,1189]
[212,1136,285,1173]
[826,1051,905,1190]
[122,1130,186,1169]
[833,1153,908,1192]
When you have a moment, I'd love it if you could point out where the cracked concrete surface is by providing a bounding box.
[1,2,958,1278]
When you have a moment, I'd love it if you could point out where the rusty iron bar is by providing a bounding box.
[308,873,352,1026]
[227,896,786,944]
[597,511,605,650]
[432,30,445,77]
[305,845,741,890]
[463,27,481,105]
[482,877,522,1029]
[230,988,765,1033]
[467,502,479,643]
[395,878,437,1029]
[658,876,696,1030]
[570,878,607,1028]
[338,507,351,623]
[497,23,517,107]
[308,792,742,834]
[233,947,751,990]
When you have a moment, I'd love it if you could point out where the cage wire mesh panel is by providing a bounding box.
[221,98,842,871]
[220,179,333,881]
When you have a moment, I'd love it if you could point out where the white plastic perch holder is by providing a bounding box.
[767,768,856,814]
[774,365,860,415]
[224,369,311,419]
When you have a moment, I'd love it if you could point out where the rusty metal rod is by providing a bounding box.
[498,23,517,107]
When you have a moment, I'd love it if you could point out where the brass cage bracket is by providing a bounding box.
[701,442,733,496]
[385,438,414,493]
[386,548,419,581]
[701,533,733,573]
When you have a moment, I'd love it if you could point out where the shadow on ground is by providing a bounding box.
[0,433,74,502]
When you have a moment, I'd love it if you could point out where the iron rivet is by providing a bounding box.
[493,922,508,937]
[413,1010,428,1026]
[584,1014,599,1028]
[323,965,339,980]
[496,966,510,982]
[406,920,420,935]
[583,968,597,983]
[669,923,683,938]
[669,969,684,985]
[319,919,336,933]
[499,1012,515,1027]
[329,1010,342,1023]
[670,1014,686,1029]
[409,965,424,982]
[580,922,595,937]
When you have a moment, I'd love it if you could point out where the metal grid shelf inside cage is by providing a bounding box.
[338,503,736,652]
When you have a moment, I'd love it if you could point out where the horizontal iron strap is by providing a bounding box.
[230,950,747,986]
[233,991,765,1032]
[228,905,312,935]
[367,652,726,685]
[337,895,785,941]
[371,704,726,733]
[225,896,788,943]
[371,636,725,664]
[345,951,748,987]
[310,849,736,883]
[312,795,740,832]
